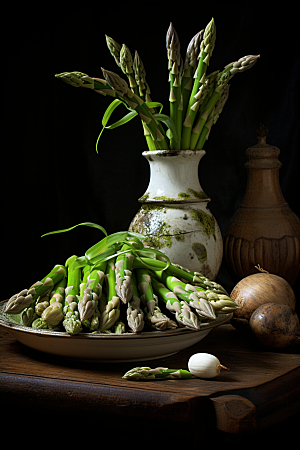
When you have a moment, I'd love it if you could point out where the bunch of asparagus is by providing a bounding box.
[55,18,259,151]
[4,223,238,335]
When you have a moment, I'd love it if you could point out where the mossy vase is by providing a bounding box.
[128,150,223,280]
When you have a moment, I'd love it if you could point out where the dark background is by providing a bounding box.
[2,2,299,305]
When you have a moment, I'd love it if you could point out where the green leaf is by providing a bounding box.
[85,231,146,260]
[145,101,164,114]
[41,222,108,238]
[154,113,180,150]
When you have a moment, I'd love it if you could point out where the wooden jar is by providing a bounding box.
[223,125,300,285]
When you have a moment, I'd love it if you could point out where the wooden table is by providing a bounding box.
[1,322,299,447]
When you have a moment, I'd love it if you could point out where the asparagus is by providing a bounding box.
[166,22,183,149]
[181,29,204,124]
[181,17,216,149]
[126,271,144,333]
[99,257,120,331]
[153,270,216,320]
[191,54,260,149]
[132,257,227,294]
[105,34,122,67]
[136,268,177,331]
[122,366,193,380]
[5,265,67,314]
[78,262,106,322]
[62,256,82,335]
[101,68,169,150]
[115,241,137,303]
[151,276,200,330]
[49,278,66,305]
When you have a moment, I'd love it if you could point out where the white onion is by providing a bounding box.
[188,352,227,378]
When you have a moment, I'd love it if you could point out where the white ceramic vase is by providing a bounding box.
[129,150,223,280]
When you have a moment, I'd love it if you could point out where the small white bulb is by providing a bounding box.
[188,352,227,378]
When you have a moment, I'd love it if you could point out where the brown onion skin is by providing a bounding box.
[230,273,296,321]
[249,303,300,348]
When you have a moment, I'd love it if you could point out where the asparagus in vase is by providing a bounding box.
[181,29,204,123]
[101,68,169,150]
[191,54,260,149]
[166,22,183,148]
[151,276,200,330]
[181,17,216,149]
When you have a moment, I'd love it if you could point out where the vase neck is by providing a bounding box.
[140,150,210,204]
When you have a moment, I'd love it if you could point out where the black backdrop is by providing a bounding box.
[2,2,300,308]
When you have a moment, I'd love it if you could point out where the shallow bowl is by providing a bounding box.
[0,300,232,362]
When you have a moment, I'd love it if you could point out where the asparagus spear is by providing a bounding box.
[136,268,177,331]
[105,34,122,67]
[62,256,82,335]
[99,257,120,331]
[78,262,106,322]
[132,257,227,294]
[166,22,183,149]
[5,265,67,314]
[101,68,169,149]
[123,366,193,380]
[126,271,144,333]
[151,276,200,330]
[153,270,216,320]
[191,54,260,149]
[181,17,216,149]
[181,29,204,124]
[115,241,138,303]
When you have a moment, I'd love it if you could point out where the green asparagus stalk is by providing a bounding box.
[132,257,227,294]
[101,68,169,150]
[151,276,200,330]
[153,270,216,320]
[115,241,138,303]
[191,54,260,149]
[78,262,106,321]
[135,268,177,331]
[195,84,230,150]
[166,22,183,149]
[49,278,67,305]
[34,292,50,316]
[99,257,120,331]
[5,265,67,314]
[105,34,122,67]
[181,29,204,123]
[181,17,216,149]
[126,271,144,333]
[62,256,82,335]
[122,366,193,380]
[114,320,126,334]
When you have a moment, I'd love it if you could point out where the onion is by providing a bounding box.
[230,272,296,321]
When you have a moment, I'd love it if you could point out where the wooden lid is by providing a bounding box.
[245,124,281,169]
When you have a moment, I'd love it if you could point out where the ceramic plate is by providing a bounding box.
[0,300,232,362]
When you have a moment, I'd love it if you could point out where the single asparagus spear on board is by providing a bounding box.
[123,366,193,380]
